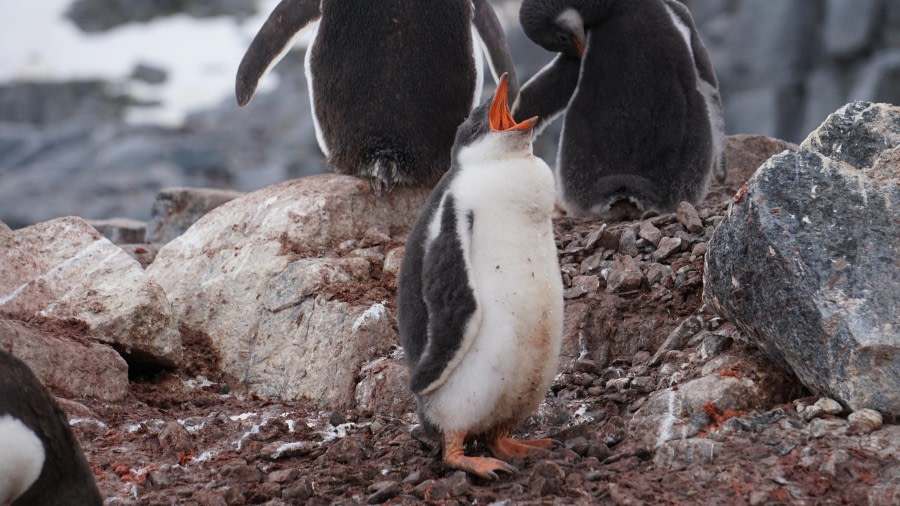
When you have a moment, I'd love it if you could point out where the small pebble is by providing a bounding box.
[848,409,883,432]
[813,397,843,415]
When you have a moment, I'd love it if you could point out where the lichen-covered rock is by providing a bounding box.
[146,174,430,406]
[705,102,900,416]
[0,216,182,367]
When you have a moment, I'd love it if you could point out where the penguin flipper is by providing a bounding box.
[409,196,481,396]
[472,0,519,100]
[235,0,321,106]
[511,54,581,136]
[663,0,727,181]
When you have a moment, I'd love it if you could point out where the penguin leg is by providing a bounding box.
[370,160,397,197]
[442,431,517,480]
[487,428,560,461]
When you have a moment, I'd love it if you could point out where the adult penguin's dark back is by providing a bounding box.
[237,0,518,195]
[515,0,725,219]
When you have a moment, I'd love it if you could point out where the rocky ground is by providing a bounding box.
[53,146,898,505]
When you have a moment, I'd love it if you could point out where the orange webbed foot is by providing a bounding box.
[443,431,518,480]
[487,429,561,461]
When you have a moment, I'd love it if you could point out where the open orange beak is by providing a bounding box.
[489,73,537,132]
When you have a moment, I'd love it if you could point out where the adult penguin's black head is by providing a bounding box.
[451,73,538,159]
[520,0,604,58]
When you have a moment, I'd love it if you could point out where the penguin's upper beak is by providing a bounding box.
[490,73,537,132]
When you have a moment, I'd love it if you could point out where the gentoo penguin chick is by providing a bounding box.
[514,0,726,219]
[397,74,564,479]
[236,0,519,195]
[0,350,102,505]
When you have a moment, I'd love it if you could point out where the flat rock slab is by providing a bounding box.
[705,102,900,416]
[0,216,182,367]
[0,318,128,401]
[147,174,430,406]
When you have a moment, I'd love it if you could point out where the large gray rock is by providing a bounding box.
[705,102,900,416]
[145,187,243,244]
[0,216,182,367]
[146,174,430,406]
[0,318,128,402]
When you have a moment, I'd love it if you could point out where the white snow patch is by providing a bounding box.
[69,418,109,431]
[0,0,286,126]
[802,216,811,224]
[177,418,207,434]
[577,331,588,360]
[230,412,257,422]
[655,389,678,448]
[234,416,270,450]
[191,451,216,463]
[352,302,386,332]
[182,375,215,389]
[124,423,142,433]
[571,403,593,423]
[271,442,309,459]
[319,422,356,442]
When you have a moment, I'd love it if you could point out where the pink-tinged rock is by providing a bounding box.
[355,356,415,417]
[724,134,799,185]
[147,174,431,406]
[0,318,128,401]
[0,216,182,367]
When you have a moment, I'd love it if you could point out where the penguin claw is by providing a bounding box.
[370,165,397,196]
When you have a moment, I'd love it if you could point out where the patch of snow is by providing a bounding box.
[319,422,357,442]
[182,375,215,389]
[234,416,270,450]
[69,418,109,430]
[271,442,308,459]
[229,412,257,421]
[655,389,678,448]
[191,451,216,463]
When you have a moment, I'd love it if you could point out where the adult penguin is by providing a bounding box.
[514,0,725,219]
[236,0,519,195]
[0,350,103,505]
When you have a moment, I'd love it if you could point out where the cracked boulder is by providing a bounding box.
[146,174,430,406]
[0,216,182,367]
[704,102,900,416]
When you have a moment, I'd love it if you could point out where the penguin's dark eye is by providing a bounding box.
[471,121,483,133]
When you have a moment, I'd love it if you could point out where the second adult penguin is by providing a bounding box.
[236,0,518,195]
[515,0,725,219]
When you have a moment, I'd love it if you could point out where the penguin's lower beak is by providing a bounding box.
[490,73,537,132]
